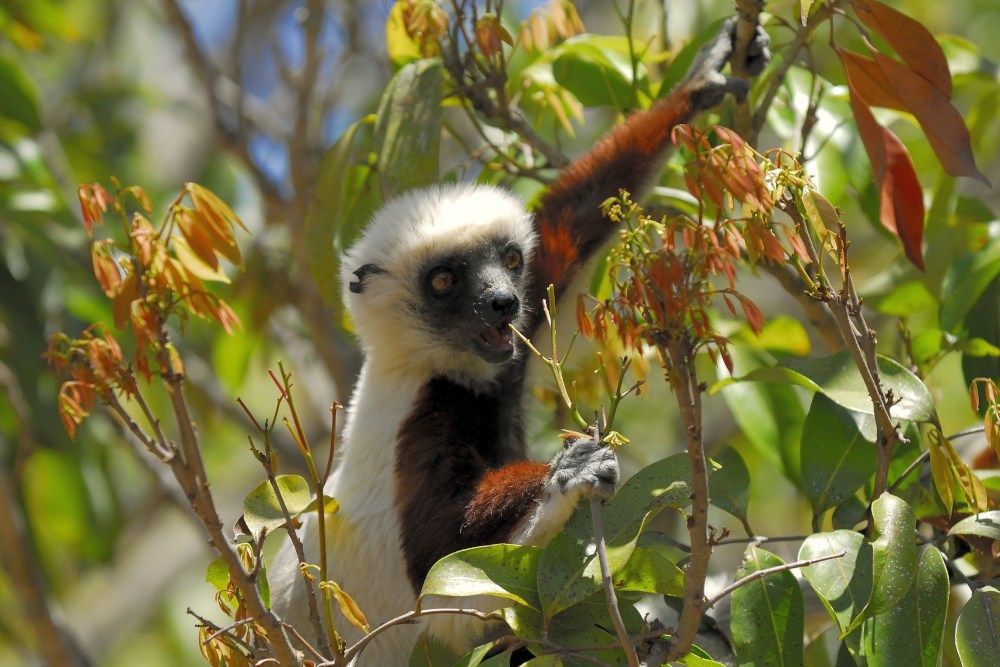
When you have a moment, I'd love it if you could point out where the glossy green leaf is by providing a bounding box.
[611,546,684,595]
[955,589,1000,667]
[731,546,806,667]
[948,511,1000,541]
[537,454,691,621]
[800,530,872,634]
[420,544,542,610]
[449,642,494,667]
[678,653,727,667]
[708,445,752,528]
[941,231,1000,332]
[846,494,917,634]
[242,475,311,540]
[875,280,937,317]
[409,633,461,667]
[801,394,877,516]
[300,495,340,516]
[373,58,443,197]
[206,556,230,592]
[715,350,937,423]
[862,545,948,667]
[719,346,805,486]
[305,117,372,312]
[552,40,636,108]
[832,495,868,530]
[0,56,42,131]
[738,315,812,357]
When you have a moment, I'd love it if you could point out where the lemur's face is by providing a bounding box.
[420,238,526,364]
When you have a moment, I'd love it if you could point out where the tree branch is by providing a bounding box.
[731,0,766,144]
[0,462,91,667]
[704,550,846,609]
[590,496,639,667]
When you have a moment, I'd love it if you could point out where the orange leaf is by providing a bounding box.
[839,50,908,112]
[187,183,249,233]
[113,272,140,330]
[869,48,990,185]
[175,208,220,271]
[91,241,122,297]
[852,0,952,98]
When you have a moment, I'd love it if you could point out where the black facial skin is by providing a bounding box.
[422,239,525,364]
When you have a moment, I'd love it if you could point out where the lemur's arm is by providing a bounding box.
[524,17,770,337]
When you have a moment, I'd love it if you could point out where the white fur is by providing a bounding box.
[270,184,589,665]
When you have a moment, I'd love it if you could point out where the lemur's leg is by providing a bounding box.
[524,18,771,337]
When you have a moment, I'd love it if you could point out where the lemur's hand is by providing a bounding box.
[684,16,772,111]
[549,434,619,501]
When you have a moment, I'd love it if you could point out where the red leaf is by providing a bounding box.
[869,48,989,185]
[842,50,926,271]
[852,0,952,98]
[840,50,908,112]
[880,128,926,271]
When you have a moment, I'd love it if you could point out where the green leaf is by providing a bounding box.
[941,230,1000,332]
[955,589,1000,667]
[708,445,752,529]
[537,454,692,621]
[731,546,806,667]
[420,544,542,610]
[715,350,937,423]
[305,116,374,313]
[875,280,937,317]
[948,511,1000,541]
[800,530,872,634]
[862,545,948,667]
[678,653,727,667]
[831,495,868,531]
[0,56,42,130]
[800,394,877,517]
[737,315,812,357]
[611,546,684,596]
[449,642,494,667]
[719,345,805,486]
[242,475,311,540]
[409,633,461,667]
[300,495,340,516]
[552,39,639,108]
[846,494,917,634]
[373,58,443,197]
[206,556,230,592]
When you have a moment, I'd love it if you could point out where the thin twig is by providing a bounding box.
[715,534,811,547]
[203,618,253,645]
[704,550,847,609]
[282,622,327,663]
[337,608,502,666]
[590,497,640,667]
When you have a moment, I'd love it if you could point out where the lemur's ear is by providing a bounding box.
[349,263,386,294]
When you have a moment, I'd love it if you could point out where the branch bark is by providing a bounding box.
[658,336,711,663]
[0,463,91,667]
[731,0,766,144]
[590,496,640,667]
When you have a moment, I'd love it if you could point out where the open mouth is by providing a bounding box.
[477,322,514,354]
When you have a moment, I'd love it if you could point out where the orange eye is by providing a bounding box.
[505,248,522,269]
[431,271,454,292]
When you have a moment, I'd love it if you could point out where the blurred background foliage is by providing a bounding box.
[0,0,998,665]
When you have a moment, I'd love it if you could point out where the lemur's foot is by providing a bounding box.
[549,434,619,501]
[684,16,772,111]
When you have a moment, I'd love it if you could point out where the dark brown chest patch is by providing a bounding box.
[394,375,544,594]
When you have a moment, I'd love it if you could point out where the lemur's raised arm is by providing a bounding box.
[526,17,770,336]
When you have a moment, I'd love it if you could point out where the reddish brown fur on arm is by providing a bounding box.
[462,461,549,540]
[525,86,696,335]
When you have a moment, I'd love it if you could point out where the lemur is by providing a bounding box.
[269,17,769,665]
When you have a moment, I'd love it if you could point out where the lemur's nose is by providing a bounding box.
[491,293,520,318]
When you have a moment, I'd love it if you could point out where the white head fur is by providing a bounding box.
[341,183,536,385]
